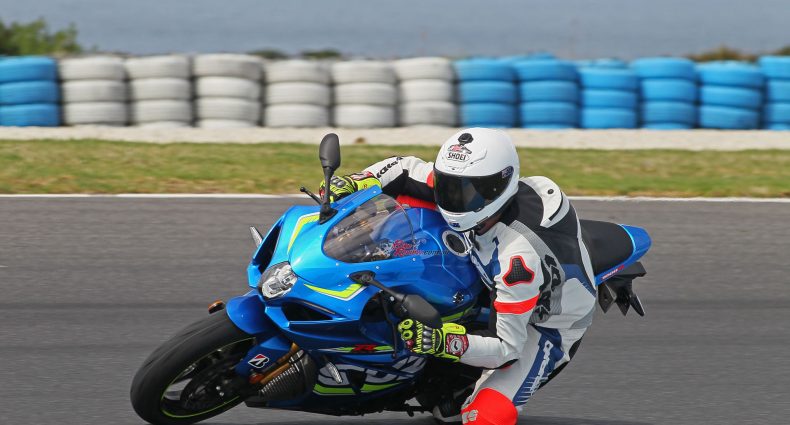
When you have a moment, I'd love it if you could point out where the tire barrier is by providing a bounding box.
[456,59,516,127]
[698,62,764,129]
[332,61,396,127]
[579,68,638,128]
[0,56,60,126]
[515,59,579,128]
[759,56,790,130]
[264,60,331,127]
[1,54,789,130]
[59,57,127,126]
[194,54,262,128]
[395,57,456,126]
[126,55,192,128]
[632,57,697,129]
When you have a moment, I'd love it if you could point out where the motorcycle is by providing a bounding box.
[130,133,652,424]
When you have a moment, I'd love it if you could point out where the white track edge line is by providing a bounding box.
[0,194,788,203]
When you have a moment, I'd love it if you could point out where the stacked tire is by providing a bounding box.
[579,67,638,129]
[332,61,397,128]
[393,57,457,127]
[758,56,790,130]
[263,60,331,127]
[697,62,764,130]
[0,57,60,126]
[59,57,127,126]
[513,59,579,129]
[194,54,263,128]
[631,57,698,130]
[455,59,517,128]
[126,55,192,128]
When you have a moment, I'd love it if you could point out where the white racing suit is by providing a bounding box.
[364,156,597,424]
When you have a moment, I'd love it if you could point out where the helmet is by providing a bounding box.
[433,128,519,232]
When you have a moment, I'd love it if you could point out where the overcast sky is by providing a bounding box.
[1,0,788,58]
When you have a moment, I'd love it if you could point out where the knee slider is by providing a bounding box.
[461,388,517,425]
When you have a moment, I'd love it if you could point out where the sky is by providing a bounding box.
[1,0,788,59]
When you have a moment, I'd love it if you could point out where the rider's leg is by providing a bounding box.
[459,325,586,424]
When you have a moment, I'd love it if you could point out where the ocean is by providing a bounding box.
[1,0,788,59]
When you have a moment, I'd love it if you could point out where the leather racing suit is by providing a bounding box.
[363,156,597,424]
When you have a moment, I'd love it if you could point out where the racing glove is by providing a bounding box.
[398,319,469,362]
[319,172,381,202]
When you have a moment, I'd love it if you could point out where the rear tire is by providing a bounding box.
[130,311,254,425]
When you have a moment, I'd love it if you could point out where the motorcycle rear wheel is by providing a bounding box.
[130,311,254,425]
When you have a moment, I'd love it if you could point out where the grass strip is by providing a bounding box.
[1,139,788,197]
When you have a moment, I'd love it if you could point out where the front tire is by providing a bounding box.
[130,311,255,425]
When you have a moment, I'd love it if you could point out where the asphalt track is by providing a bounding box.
[1,198,788,425]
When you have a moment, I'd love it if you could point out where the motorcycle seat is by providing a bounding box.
[579,219,633,275]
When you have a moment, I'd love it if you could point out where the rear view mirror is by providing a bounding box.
[319,133,341,172]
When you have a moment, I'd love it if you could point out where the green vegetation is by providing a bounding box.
[1,139,788,197]
[687,45,790,63]
[0,18,82,56]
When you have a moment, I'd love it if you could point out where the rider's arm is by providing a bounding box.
[460,239,543,369]
[363,156,435,202]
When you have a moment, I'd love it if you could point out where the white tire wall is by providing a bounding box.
[59,56,128,126]
[399,101,457,126]
[129,78,191,101]
[125,56,193,127]
[331,61,397,127]
[262,60,331,127]
[334,105,396,128]
[197,119,257,129]
[124,55,190,79]
[193,54,263,80]
[196,98,260,122]
[63,102,127,125]
[264,104,330,127]
[196,77,261,100]
[265,60,330,84]
[394,57,457,126]
[194,54,262,126]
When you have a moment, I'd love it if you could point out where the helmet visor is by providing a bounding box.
[433,167,514,213]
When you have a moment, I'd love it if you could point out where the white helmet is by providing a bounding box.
[433,128,520,231]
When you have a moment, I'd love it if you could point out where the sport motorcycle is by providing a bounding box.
[130,134,652,424]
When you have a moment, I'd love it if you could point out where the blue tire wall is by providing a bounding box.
[519,81,579,103]
[0,57,58,83]
[697,63,765,89]
[519,102,578,126]
[641,102,696,126]
[631,57,697,80]
[758,56,790,80]
[458,81,518,104]
[698,105,759,129]
[579,68,638,90]
[639,79,698,102]
[581,89,638,109]
[763,103,790,125]
[581,108,638,129]
[700,86,763,110]
[766,80,790,103]
[0,81,60,105]
[513,60,578,81]
[0,103,60,126]
[460,103,517,127]
[454,59,516,82]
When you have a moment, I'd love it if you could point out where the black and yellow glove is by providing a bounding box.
[319,172,381,202]
[398,319,469,362]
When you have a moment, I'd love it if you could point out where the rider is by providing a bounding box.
[320,128,596,425]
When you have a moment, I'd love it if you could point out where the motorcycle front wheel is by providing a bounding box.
[130,311,255,425]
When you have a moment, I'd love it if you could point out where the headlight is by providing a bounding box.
[258,262,297,299]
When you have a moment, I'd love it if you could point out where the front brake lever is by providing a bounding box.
[379,294,400,359]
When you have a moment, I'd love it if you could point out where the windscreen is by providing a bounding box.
[323,194,415,263]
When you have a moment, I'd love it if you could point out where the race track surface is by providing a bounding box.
[1,198,788,425]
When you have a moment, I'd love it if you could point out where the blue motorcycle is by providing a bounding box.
[130,134,652,424]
